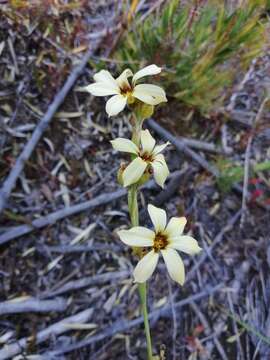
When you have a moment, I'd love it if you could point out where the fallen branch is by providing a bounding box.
[186,209,242,281]
[0,39,102,214]
[0,297,67,315]
[147,119,264,205]
[147,119,219,176]
[191,302,228,360]
[46,284,223,357]
[179,136,224,154]
[42,270,130,299]
[139,169,185,222]
[0,189,126,246]
[37,243,121,254]
[153,169,186,206]
[0,308,93,359]
[0,171,181,246]
[225,109,253,127]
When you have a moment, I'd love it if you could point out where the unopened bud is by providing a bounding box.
[130,101,154,121]
[139,103,154,119]
[117,163,127,186]
[136,169,151,187]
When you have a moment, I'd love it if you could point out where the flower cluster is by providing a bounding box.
[85,65,201,286]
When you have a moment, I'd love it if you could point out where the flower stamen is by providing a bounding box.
[153,232,169,252]
[120,84,132,96]
[140,152,154,162]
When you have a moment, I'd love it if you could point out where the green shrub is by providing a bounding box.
[116,0,267,115]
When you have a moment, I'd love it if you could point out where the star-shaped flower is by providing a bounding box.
[84,65,167,116]
[111,129,170,188]
[118,204,202,285]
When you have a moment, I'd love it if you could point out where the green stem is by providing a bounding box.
[127,114,153,359]
[138,282,153,360]
[128,185,139,226]
[131,116,143,147]
[128,185,153,360]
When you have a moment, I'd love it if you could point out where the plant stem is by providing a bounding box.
[128,184,153,360]
[128,113,153,359]
[131,116,143,146]
[127,185,139,226]
[138,281,153,360]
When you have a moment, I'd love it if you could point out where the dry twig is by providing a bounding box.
[167,275,177,360]
[147,118,220,176]
[191,302,228,360]
[42,270,130,299]
[147,118,268,209]
[0,171,182,246]
[0,189,126,246]
[0,36,105,213]
[0,308,93,359]
[240,97,269,227]
[45,284,223,357]
[187,210,242,281]
[0,297,67,315]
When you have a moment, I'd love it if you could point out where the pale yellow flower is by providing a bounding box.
[118,204,201,285]
[84,65,167,116]
[111,129,170,188]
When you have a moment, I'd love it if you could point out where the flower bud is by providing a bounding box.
[136,168,151,187]
[117,163,127,186]
[131,101,154,120]
[139,103,154,119]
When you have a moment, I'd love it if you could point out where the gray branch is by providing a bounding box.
[0,308,93,359]
[0,170,182,246]
[42,270,130,299]
[0,188,126,246]
[0,297,67,315]
[147,119,259,202]
[147,118,220,176]
[0,284,222,359]
[0,42,101,214]
[47,284,223,357]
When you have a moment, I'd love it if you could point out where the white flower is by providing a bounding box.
[118,204,202,285]
[111,129,170,188]
[84,64,167,116]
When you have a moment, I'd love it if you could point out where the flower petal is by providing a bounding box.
[152,142,170,156]
[118,227,154,247]
[147,204,167,232]
[84,83,120,96]
[132,64,162,84]
[93,70,119,89]
[123,157,147,187]
[169,235,202,255]
[165,217,187,238]
[133,84,167,105]
[151,154,169,188]
[133,250,159,283]
[116,69,133,89]
[111,138,139,154]
[161,248,185,285]
[105,95,127,117]
[140,129,156,153]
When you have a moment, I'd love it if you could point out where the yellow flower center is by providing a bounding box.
[153,232,169,252]
[120,84,135,105]
[120,84,133,97]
